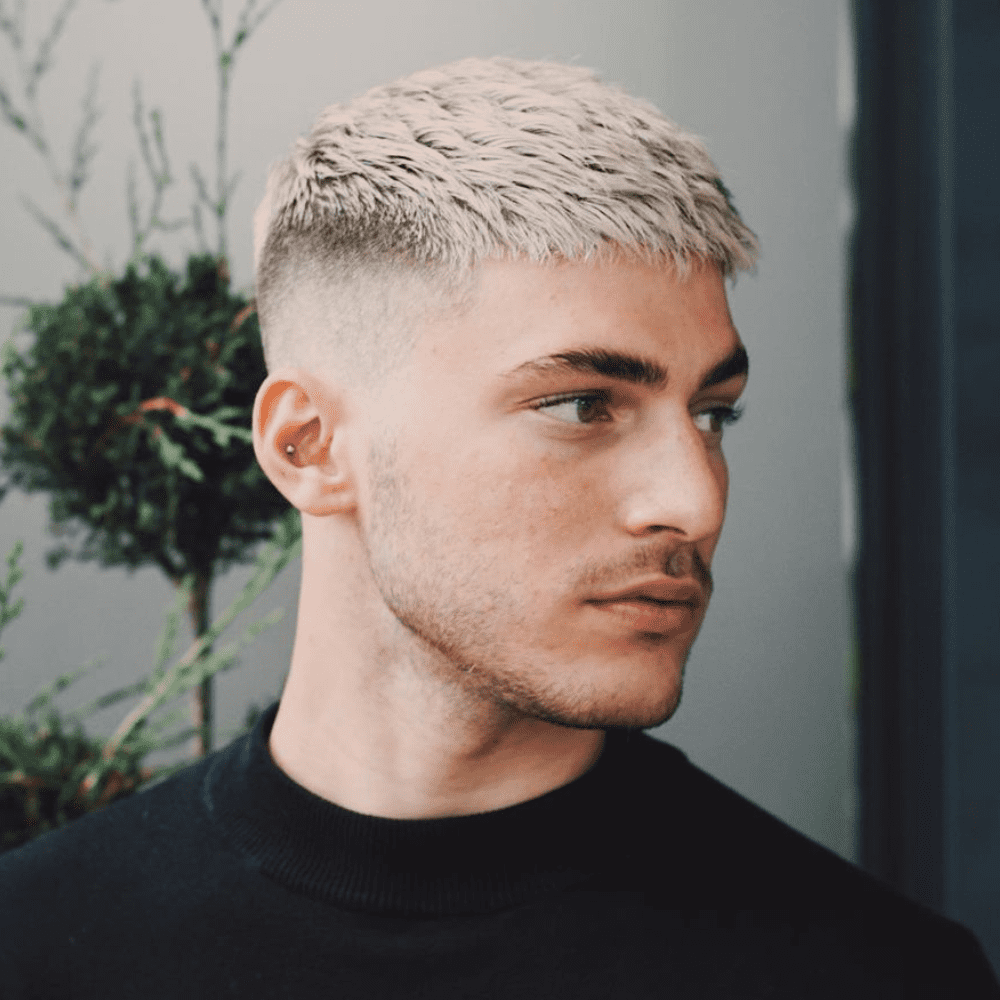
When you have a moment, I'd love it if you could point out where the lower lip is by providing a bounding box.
[588,599,696,634]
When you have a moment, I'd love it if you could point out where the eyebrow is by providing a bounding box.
[502,343,748,392]
[699,343,749,390]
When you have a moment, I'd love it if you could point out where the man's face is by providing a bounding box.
[353,256,747,730]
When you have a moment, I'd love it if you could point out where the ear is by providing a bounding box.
[253,369,357,516]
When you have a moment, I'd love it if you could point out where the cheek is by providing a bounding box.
[408,420,607,556]
[490,456,606,552]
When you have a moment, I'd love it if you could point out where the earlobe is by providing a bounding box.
[253,370,356,516]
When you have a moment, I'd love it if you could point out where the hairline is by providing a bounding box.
[257,242,736,380]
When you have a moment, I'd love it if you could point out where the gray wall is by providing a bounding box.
[0,1,854,860]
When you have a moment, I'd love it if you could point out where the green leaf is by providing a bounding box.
[24,667,89,718]
[151,431,204,482]
[0,540,26,660]
[0,726,33,771]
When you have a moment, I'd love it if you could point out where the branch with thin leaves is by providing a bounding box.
[0,535,294,851]
[127,82,187,260]
[0,2,23,50]
[104,508,300,757]
[0,542,150,851]
[0,540,25,662]
[23,0,76,102]
[19,193,97,274]
[1,0,284,287]
[196,0,283,259]
[0,0,101,274]
[68,62,101,213]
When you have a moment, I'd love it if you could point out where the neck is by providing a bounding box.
[268,525,605,820]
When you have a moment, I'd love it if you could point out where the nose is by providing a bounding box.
[619,414,728,543]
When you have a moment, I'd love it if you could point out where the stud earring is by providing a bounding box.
[285,444,295,456]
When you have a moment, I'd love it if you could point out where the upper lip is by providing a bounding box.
[588,578,704,609]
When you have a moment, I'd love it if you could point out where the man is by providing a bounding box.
[1,56,997,998]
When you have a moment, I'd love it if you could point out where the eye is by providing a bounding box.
[532,391,613,425]
[693,403,744,437]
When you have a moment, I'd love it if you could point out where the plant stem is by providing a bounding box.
[201,0,229,261]
[187,571,213,756]
[216,53,229,260]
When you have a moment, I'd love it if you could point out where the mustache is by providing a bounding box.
[575,545,713,599]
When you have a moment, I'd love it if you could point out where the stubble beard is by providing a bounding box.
[363,438,698,732]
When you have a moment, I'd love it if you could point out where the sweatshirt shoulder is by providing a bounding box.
[622,732,958,918]
[637,741,992,926]
[0,753,214,907]
[629,731,866,881]
[617,733,1000,992]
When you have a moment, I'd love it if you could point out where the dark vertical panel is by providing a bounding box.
[853,0,1000,972]
[952,0,1000,966]
[852,0,953,910]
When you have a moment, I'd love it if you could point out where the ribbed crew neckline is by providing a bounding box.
[202,703,680,917]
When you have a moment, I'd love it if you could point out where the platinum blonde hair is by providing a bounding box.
[253,56,759,375]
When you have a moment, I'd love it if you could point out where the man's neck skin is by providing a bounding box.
[268,518,606,821]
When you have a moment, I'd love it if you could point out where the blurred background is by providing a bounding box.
[0,0,995,973]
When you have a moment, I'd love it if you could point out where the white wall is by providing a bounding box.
[0,0,854,860]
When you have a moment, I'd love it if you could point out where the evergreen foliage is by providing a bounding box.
[0,254,287,581]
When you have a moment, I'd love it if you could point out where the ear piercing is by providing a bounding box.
[285,444,295,456]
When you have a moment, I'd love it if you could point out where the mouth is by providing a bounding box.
[586,595,698,635]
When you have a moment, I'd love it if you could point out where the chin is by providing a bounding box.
[535,686,685,731]
[494,654,689,731]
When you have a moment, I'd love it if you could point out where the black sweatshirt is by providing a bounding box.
[1,702,997,998]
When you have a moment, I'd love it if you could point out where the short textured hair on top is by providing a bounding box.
[254,56,759,374]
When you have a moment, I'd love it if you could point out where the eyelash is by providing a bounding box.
[696,402,745,433]
[531,392,745,433]
[531,390,614,424]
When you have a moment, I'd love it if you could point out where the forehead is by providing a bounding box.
[419,256,741,380]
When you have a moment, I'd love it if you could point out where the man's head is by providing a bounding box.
[253,57,756,731]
